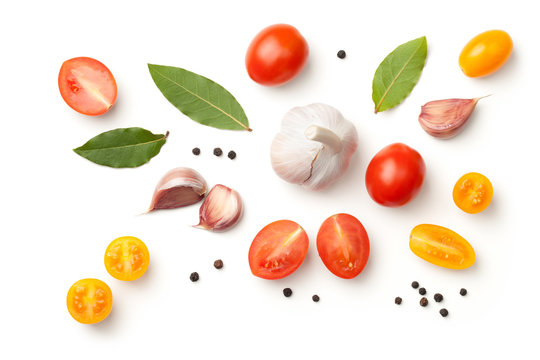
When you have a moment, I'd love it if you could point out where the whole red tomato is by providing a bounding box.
[245,24,309,86]
[365,143,425,207]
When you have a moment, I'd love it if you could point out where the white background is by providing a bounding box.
[1,0,537,358]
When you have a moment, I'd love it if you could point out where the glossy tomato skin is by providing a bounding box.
[58,57,117,115]
[104,236,150,281]
[316,213,370,279]
[459,30,513,77]
[453,172,493,214]
[66,278,113,324]
[248,220,309,279]
[365,143,426,207]
[410,224,475,270]
[245,24,309,86]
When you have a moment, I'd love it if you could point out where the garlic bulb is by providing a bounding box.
[148,167,207,212]
[270,103,358,191]
[194,184,243,232]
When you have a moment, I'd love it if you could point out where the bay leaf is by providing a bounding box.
[73,127,169,168]
[148,64,252,131]
[372,36,427,113]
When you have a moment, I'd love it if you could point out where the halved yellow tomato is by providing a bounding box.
[409,224,475,270]
[67,278,113,324]
[104,236,150,281]
[453,172,493,214]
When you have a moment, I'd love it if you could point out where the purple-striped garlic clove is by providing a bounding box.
[194,184,243,232]
[148,167,207,212]
[419,97,486,139]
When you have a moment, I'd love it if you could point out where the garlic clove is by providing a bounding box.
[194,184,243,232]
[419,97,486,139]
[148,167,207,212]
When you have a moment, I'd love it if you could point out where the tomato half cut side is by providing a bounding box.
[104,236,150,281]
[453,172,493,214]
[316,213,370,279]
[66,278,113,324]
[58,57,117,116]
[248,220,309,279]
[409,224,475,270]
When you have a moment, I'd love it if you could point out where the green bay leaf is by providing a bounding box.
[73,127,169,168]
[148,64,252,131]
[372,36,427,113]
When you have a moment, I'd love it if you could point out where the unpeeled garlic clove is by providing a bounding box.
[194,184,243,232]
[148,167,207,212]
[419,97,486,139]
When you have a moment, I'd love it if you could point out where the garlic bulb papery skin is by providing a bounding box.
[270,103,358,191]
[194,184,243,232]
[148,167,207,212]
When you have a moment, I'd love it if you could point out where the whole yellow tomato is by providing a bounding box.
[459,30,513,77]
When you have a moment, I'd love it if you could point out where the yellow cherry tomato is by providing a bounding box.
[459,30,513,77]
[410,224,475,270]
[67,278,113,324]
[453,172,493,214]
[104,236,150,281]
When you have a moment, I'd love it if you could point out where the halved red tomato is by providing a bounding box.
[58,57,117,116]
[316,213,370,279]
[248,220,309,279]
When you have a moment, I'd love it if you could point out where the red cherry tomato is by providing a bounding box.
[245,24,309,86]
[316,214,370,279]
[58,57,117,116]
[248,220,309,279]
[365,143,426,207]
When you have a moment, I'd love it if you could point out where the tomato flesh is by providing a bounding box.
[104,236,150,281]
[316,213,370,279]
[409,224,475,270]
[453,172,493,214]
[58,57,117,115]
[248,220,309,279]
[365,143,426,207]
[245,24,309,86]
[66,278,113,324]
[459,30,513,77]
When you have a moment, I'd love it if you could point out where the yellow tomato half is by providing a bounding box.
[104,236,150,281]
[409,224,475,270]
[67,278,113,324]
[453,172,493,214]
[459,30,513,77]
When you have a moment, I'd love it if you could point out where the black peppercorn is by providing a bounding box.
[337,50,346,59]
[189,272,199,282]
[213,147,223,156]
[420,297,428,307]
[439,308,449,317]
[460,288,468,296]
[395,297,402,305]
[283,288,293,297]
[213,259,223,269]
[312,295,320,302]
[192,147,201,155]
[434,293,443,302]
[419,287,426,295]
[227,150,236,160]
[411,281,419,289]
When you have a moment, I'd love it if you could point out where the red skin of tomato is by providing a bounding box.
[316,213,370,279]
[245,24,309,86]
[365,143,425,207]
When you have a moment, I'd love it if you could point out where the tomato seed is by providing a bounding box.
[192,147,201,155]
[434,293,443,302]
[213,259,224,269]
[439,308,449,317]
[460,288,468,296]
[213,148,223,156]
[283,288,293,297]
[227,150,236,160]
[395,297,402,305]
[189,272,199,282]
[419,287,426,295]
[411,281,419,289]
[337,50,346,59]
[420,297,428,307]
[312,295,320,302]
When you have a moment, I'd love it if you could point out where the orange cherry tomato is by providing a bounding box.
[66,278,113,324]
[453,172,493,214]
[104,236,150,281]
[58,57,117,115]
[409,224,475,270]
[316,213,370,279]
[459,30,513,77]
